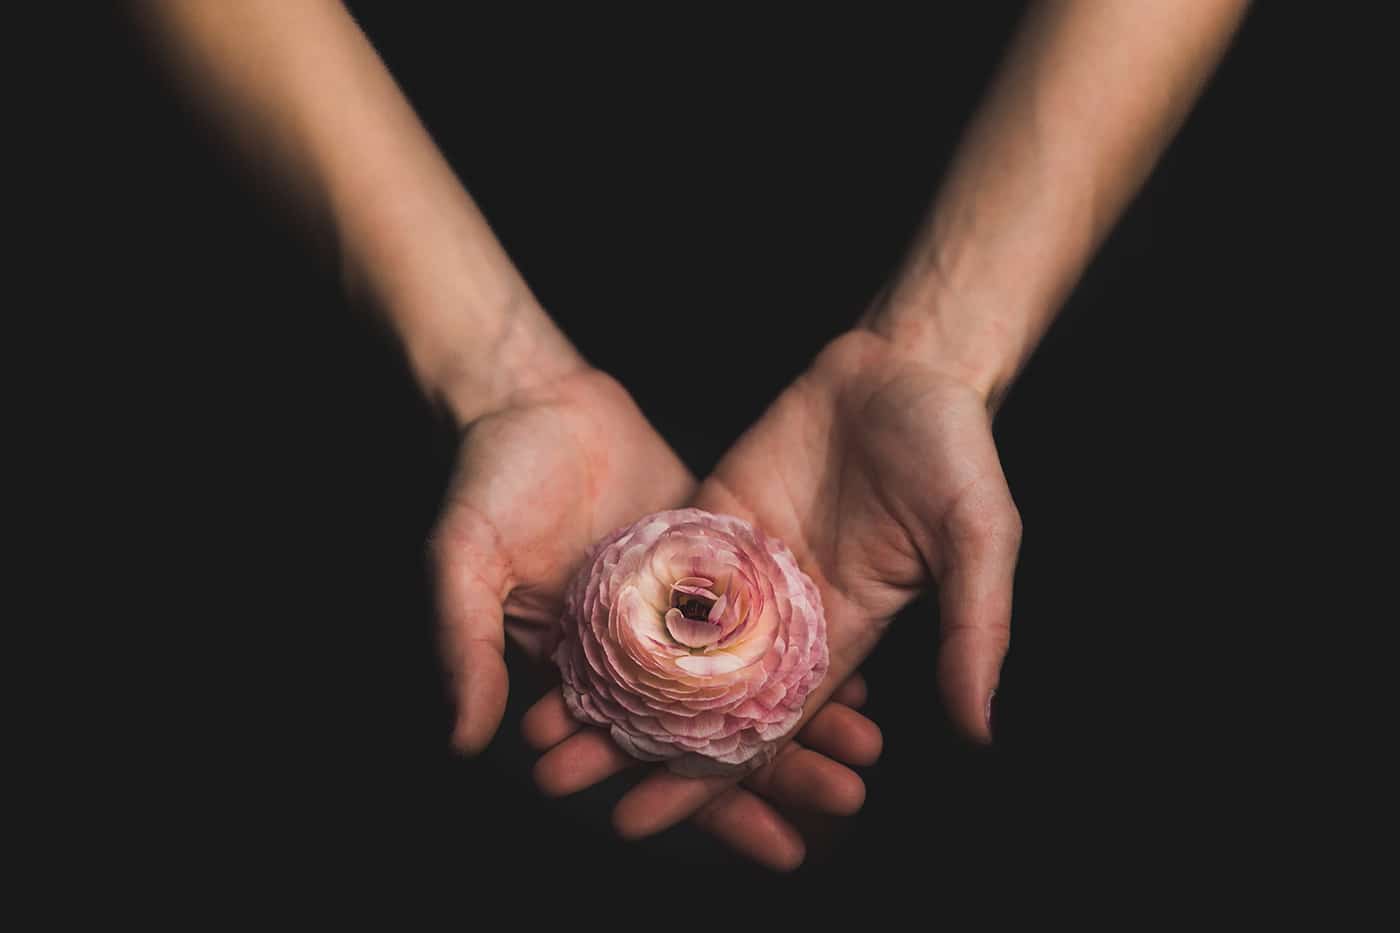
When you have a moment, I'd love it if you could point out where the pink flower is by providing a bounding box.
[554,508,829,777]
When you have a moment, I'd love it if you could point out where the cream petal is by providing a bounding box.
[670,576,718,601]
[675,652,746,676]
[616,585,666,644]
[707,593,728,623]
[664,608,724,648]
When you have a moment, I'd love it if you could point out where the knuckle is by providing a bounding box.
[983,502,1021,545]
[984,619,1012,652]
[1002,505,1024,546]
[427,515,469,566]
[950,504,1022,555]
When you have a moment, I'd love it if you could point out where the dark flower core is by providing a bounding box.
[673,592,715,621]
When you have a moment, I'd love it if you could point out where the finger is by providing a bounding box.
[439,582,509,756]
[832,672,868,709]
[533,728,636,797]
[432,519,512,756]
[744,744,865,816]
[691,787,805,872]
[936,500,1021,743]
[606,637,874,837]
[445,595,507,755]
[797,703,883,767]
[612,770,735,840]
[613,736,867,840]
[522,687,583,752]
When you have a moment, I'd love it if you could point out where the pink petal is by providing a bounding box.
[553,507,828,777]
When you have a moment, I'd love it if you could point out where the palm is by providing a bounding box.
[523,331,1020,868]
[433,368,694,750]
[697,329,1021,736]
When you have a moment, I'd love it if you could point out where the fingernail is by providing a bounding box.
[986,689,997,742]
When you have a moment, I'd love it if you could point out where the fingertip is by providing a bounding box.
[955,692,996,745]
[798,704,883,767]
[985,687,998,744]
[766,749,866,816]
[531,754,568,798]
[532,746,588,799]
[451,690,506,756]
[767,830,807,873]
[611,796,664,841]
[612,793,669,841]
[775,844,807,873]
[832,770,866,816]
[533,731,635,798]
[521,688,577,751]
[856,719,884,767]
[450,652,509,756]
[611,805,647,841]
[945,689,995,746]
[937,629,1004,745]
[449,731,483,757]
[613,772,731,840]
[450,712,498,757]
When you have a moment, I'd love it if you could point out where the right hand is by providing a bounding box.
[431,365,695,754]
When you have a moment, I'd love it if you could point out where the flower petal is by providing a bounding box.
[553,508,827,776]
[664,607,724,648]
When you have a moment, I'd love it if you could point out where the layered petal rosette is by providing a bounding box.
[554,508,828,776]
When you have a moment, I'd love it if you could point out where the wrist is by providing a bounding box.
[859,285,1022,413]
[859,196,1088,413]
[334,191,585,427]
[417,291,586,429]
[860,154,1096,413]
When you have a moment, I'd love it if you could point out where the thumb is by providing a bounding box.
[431,521,511,756]
[934,498,1021,744]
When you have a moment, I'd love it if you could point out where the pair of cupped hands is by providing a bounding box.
[433,299,1021,870]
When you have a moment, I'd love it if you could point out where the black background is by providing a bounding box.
[68,3,1353,894]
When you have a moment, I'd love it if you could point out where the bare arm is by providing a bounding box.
[868,0,1250,408]
[519,1,1255,840]
[138,3,890,869]
[138,0,582,424]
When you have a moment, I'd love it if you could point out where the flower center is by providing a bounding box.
[664,576,727,649]
[673,592,715,621]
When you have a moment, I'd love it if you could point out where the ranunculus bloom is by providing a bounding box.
[554,508,829,776]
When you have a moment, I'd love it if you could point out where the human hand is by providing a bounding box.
[525,325,1021,852]
[431,364,695,754]
[692,327,1022,746]
[434,360,886,869]
[523,669,879,870]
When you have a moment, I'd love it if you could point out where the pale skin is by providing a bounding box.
[143,0,1248,870]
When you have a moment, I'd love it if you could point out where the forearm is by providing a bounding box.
[139,0,581,423]
[866,0,1248,407]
